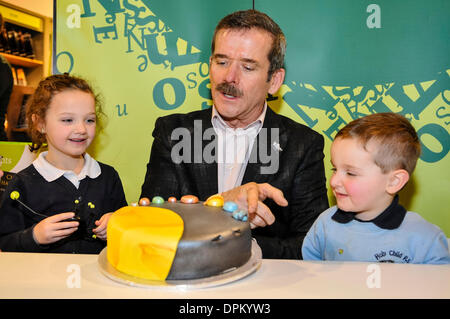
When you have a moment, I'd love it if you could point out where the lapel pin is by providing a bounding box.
[272,142,283,152]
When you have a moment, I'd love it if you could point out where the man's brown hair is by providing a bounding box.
[211,9,286,81]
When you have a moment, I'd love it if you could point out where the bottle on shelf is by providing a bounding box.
[22,33,34,59]
[0,27,8,52]
[1,22,35,59]
[17,31,26,57]
[7,29,19,55]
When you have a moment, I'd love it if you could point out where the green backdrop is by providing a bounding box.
[51,0,449,235]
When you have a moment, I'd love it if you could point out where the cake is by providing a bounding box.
[106,200,252,281]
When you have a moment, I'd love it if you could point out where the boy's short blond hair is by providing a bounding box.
[335,113,421,175]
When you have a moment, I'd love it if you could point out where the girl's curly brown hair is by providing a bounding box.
[26,73,104,152]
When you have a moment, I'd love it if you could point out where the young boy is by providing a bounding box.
[302,113,450,264]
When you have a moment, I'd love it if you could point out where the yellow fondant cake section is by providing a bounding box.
[107,206,184,281]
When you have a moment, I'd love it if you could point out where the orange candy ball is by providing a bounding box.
[180,195,199,204]
[138,197,150,206]
[168,197,177,203]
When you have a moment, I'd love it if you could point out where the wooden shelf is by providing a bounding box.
[11,84,35,90]
[6,85,35,141]
[0,52,43,68]
[1,1,52,141]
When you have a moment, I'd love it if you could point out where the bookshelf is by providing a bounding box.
[5,85,34,140]
[1,52,43,68]
[0,0,52,141]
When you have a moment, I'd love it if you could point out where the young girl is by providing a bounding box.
[0,74,127,254]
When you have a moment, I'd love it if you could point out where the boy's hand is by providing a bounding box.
[33,212,79,245]
[92,213,113,241]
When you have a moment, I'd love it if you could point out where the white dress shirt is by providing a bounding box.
[211,103,266,193]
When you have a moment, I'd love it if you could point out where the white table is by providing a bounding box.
[0,252,449,299]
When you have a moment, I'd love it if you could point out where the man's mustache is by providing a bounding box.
[216,82,243,98]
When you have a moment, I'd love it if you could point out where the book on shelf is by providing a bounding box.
[10,66,17,85]
[16,67,27,86]
[15,93,30,129]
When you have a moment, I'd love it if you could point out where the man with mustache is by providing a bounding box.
[141,9,329,259]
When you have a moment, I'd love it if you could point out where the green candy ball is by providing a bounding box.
[151,196,164,204]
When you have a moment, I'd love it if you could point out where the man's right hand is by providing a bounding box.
[221,182,288,229]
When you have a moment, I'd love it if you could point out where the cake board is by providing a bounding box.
[98,239,262,289]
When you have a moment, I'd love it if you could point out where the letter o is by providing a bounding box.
[417,123,449,163]
[198,62,209,77]
[153,78,186,110]
[55,51,74,74]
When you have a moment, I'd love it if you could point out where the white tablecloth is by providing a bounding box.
[0,252,449,299]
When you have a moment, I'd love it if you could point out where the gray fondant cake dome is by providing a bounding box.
[148,201,253,280]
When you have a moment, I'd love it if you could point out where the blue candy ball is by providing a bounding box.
[223,201,238,213]
[232,209,248,221]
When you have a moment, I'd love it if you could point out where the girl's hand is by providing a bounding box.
[92,213,113,241]
[33,212,79,245]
